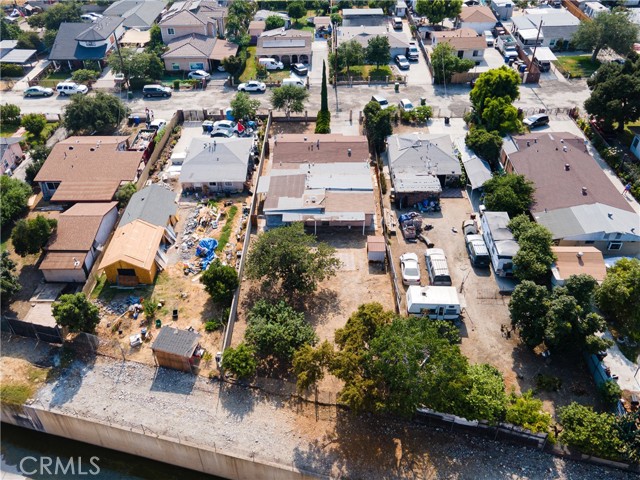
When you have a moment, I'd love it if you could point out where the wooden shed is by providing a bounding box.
[151,326,202,373]
[367,236,386,262]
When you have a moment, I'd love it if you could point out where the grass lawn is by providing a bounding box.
[240,47,258,82]
[338,65,394,80]
[0,123,19,137]
[291,10,316,33]
[38,70,71,88]
[553,55,600,78]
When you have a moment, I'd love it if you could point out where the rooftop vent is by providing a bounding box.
[565,163,570,171]
[348,148,352,156]
[68,146,74,150]
[90,147,95,151]
[563,145,568,152]
[526,141,530,147]
[582,187,587,195]
[576,251,584,258]
[608,212,613,218]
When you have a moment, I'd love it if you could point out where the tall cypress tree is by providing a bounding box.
[321,60,328,113]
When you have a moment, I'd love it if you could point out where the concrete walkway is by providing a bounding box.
[13,59,50,91]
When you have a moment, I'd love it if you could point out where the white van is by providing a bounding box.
[258,58,284,70]
[282,77,305,88]
[406,285,461,320]
[424,248,452,286]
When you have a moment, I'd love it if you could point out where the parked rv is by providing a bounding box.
[424,248,452,286]
[406,285,461,320]
[481,211,519,277]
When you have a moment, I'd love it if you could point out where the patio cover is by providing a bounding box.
[0,49,36,64]
[211,41,238,60]
[531,47,556,62]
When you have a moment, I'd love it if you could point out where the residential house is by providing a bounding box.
[490,0,514,21]
[49,17,125,70]
[159,0,228,43]
[395,1,408,17]
[0,39,36,69]
[162,34,238,72]
[387,133,462,208]
[35,136,144,203]
[98,219,166,285]
[0,136,23,176]
[432,28,487,64]
[151,326,202,373]
[253,10,291,29]
[39,202,118,283]
[248,20,265,44]
[118,184,178,245]
[260,134,375,232]
[103,0,165,30]
[180,137,253,192]
[550,246,607,287]
[631,134,640,160]
[455,6,497,34]
[336,26,410,58]
[342,8,386,27]
[501,132,640,256]
[511,10,580,49]
[256,28,313,65]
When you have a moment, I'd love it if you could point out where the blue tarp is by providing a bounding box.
[196,238,218,270]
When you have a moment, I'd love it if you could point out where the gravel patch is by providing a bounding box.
[32,356,636,480]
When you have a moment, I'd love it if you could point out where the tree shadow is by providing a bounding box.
[301,288,341,329]
[47,347,96,408]
[150,366,197,395]
[216,381,258,421]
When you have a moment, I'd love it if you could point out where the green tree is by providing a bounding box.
[16,31,43,51]
[464,128,503,169]
[336,39,365,75]
[11,215,57,257]
[71,69,99,83]
[508,217,555,283]
[292,340,334,392]
[466,364,507,423]
[481,96,521,134]
[413,105,432,124]
[0,18,21,40]
[599,379,622,407]
[32,2,82,31]
[315,61,331,134]
[107,49,163,82]
[245,300,317,363]
[509,280,550,347]
[315,1,330,15]
[270,84,310,118]
[265,15,285,30]
[145,24,166,56]
[222,343,257,379]
[596,258,640,334]
[430,41,474,85]
[200,260,239,306]
[415,0,462,24]
[330,13,342,26]
[505,390,552,433]
[363,101,393,153]
[114,183,137,208]
[43,30,58,50]
[1,176,31,228]
[222,55,244,78]
[365,35,391,69]
[52,293,100,333]
[559,403,624,459]
[564,274,598,313]
[470,66,521,118]
[246,223,340,296]
[1,103,20,125]
[230,91,260,120]
[482,174,535,218]
[25,146,51,185]
[63,93,129,134]
[585,56,640,132]
[617,411,640,464]
[572,10,640,63]
[288,1,306,24]
[1,251,20,305]
[21,113,47,138]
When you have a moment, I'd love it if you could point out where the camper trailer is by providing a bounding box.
[481,211,519,277]
[406,285,461,320]
[424,248,452,286]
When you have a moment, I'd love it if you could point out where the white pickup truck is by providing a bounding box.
[496,35,519,60]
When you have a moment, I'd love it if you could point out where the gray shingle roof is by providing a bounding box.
[152,326,200,357]
[49,23,109,61]
[180,137,253,184]
[162,33,216,58]
[119,185,177,228]
[75,16,123,42]
[104,0,165,28]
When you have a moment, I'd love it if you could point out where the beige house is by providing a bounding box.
[432,28,487,64]
[248,20,265,45]
[162,34,237,72]
[256,29,313,65]
[159,0,227,44]
[455,6,497,34]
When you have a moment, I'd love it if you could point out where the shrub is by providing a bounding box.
[0,64,24,78]
[379,171,387,194]
[173,79,180,90]
[204,319,222,332]
[1,103,21,124]
[11,215,57,256]
[143,297,157,319]
[71,69,99,83]
[413,105,432,124]
[256,64,267,78]
[400,110,414,124]
[115,183,137,208]
[21,113,47,138]
[315,110,331,133]
[599,380,622,407]
[222,343,257,379]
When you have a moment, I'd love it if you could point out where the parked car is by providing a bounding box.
[400,253,421,286]
[237,80,266,92]
[291,63,308,76]
[81,13,98,22]
[282,77,305,88]
[142,84,172,98]
[406,42,419,61]
[24,86,54,97]
[188,70,210,80]
[211,120,236,136]
[210,130,234,138]
[483,30,495,47]
[392,17,403,30]
[395,54,410,70]
[462,220,490,267]
[523,114,549,128]
[258,58,284,70]
[371,95,389,108]
[149,119,167,130]
[399,98,414,112]
[56,82,88,96]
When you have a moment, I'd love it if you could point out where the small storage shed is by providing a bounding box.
[151,326,201,373]
[367,236,386,262]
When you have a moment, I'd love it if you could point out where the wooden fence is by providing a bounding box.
[562,0,591,22]
[135,112,180,189]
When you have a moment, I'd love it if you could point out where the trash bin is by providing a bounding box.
[420,97,426,106]
[225,107,234,121]
[444,117,450,125]
[202,120,214,133]
[127,91,133,100]
[155,319,162,328]
[394,82,399,93]
[133,115,140,126]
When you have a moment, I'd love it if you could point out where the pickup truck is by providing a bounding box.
[496,35,519,60]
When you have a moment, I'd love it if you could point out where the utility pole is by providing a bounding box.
[530,18,543,76]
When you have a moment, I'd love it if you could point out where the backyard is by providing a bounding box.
[239,47,295,83]
[553,55,600,78]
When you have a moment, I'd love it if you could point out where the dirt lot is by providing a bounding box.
[387,194,599,417]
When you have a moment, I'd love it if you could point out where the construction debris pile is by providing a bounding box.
[95,296,144,316]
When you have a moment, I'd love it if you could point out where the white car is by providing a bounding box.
[211,120,236,135]
[399,99,414,112]
[188,70,210,80]
[400,253,421,286]
[149,119,167,130]
[483,30,495,47]
[237,80,266,92]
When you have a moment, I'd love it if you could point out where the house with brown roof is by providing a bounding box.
[501,132,640,256]
[159,0,227,43]
[455,6,497,34]
[256,29,313,65]
[550,246,607,287]
[248,20,265,45]
[99,219,166,285]
[40,202,118,283]
[432,28,487,63]
[259,134,375,232]
[35,136,144,203]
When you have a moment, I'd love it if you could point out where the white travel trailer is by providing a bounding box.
[481,211,519,277]
[406,285,461,320]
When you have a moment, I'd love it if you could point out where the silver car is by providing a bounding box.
[24,86,54,97]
